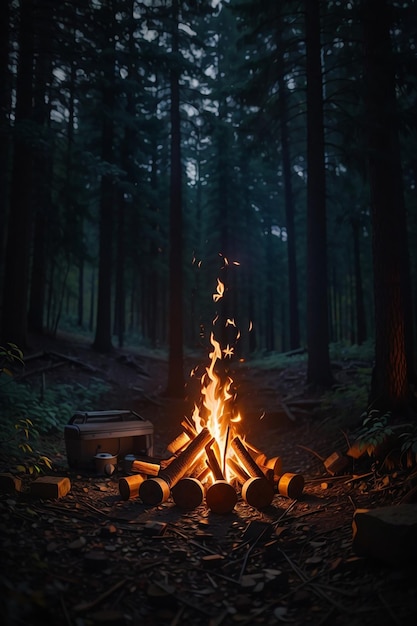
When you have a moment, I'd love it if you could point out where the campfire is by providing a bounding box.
[119,275,304,512]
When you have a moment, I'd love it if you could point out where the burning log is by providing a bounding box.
[139,427,213,505]
[119,474,145,501]
[257,463,275,483]
[131,459,160,477]
[170,456,209,509]
[255,454,283,477]
[180,418,197,439]
[205,444,237,514]
[171,477,205,509]
[166,431,191,455]
[227,457,275,509]
[231,436,267,480]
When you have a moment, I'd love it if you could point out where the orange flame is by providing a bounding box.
[192,332,240,480]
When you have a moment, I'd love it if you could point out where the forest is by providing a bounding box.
[0,0,417,403]
[1,2,417,624]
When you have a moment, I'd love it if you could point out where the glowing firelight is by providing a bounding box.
[192,331,241,481]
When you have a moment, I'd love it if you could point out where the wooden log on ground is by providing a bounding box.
[227,458,274,509]
[171,477,205,509]
[139,428,213,505]
[166,431,191,455]
[277,473,304,499]
[131,459,160,477]
[205,443,237,514]
[119,474,145,500]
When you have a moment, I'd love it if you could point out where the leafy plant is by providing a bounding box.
[351,409,416,470]
[353,409,394,457]
[398,426,417,468]
[0,342,24,377]
[0,367,110,474]
[13,417,53,475]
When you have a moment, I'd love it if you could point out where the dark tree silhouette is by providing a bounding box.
[362,0,415,411]
[305,0,334,387]
[166,0,185,397]
[93,3,116,353]
[1,0,35,347]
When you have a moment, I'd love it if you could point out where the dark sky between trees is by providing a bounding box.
[0,0,416,405]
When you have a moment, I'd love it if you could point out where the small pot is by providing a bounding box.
[94,452,118,475]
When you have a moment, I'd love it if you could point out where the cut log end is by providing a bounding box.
[139,476,170,505]
[119,474,145,501]
[242,476,275,509]
[206,480,238,514]
[171,477,205,510]
[277,473,304,499]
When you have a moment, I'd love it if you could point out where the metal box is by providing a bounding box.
[64,410,154,471]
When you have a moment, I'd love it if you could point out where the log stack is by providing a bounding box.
[119,423,304,513]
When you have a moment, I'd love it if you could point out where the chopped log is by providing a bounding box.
[139,428,213,505]
[166,431,191,455]
[205,480,237,514]
[119,474,145,500]
[277,473,304,499]
[352,504,417,564]
[180,418,197,439]
[231,436,265,479]
[242,476,275,509]
[256,454,283,477]
[131,459,160,477]
[204,442,237,513]
[171,477,205,509]
[256,464,275,483]
[30,476,71,499]
[228,458,274,509]
[323,451,350,476]
[0,473,22,493]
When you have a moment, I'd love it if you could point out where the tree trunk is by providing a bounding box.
[351,217,367,345]
[165,0,185,397]
[92,81,115,352]
[0,0,12,300]
[28,6,54,334]
[277,15,300,351]
[362,0,413,410]
[1,0,34,347]
[305,0,333,387]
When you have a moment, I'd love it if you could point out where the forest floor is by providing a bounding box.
[1,331,417,625]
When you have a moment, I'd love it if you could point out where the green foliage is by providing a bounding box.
[0,343,24,377]
[352,409,417,470]
[328,340,375,363]
[13,417,53,475]
[0,376,110,474]
[353,409,394,457]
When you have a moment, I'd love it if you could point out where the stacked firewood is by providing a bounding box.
[119,418,304,513]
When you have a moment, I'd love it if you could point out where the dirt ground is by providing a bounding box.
[1,331,416,625]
